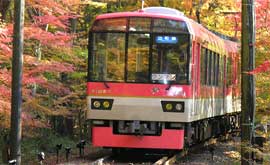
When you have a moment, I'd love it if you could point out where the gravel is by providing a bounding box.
[177,136,241,164]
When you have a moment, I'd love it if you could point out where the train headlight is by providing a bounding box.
[165,103,173,111]
[91,98,114,110]
[93,101,101,108]
[161,101,185,113]
[175,103,183,111]
[103,101,110,108]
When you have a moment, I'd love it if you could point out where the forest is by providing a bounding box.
[1,0,270,163]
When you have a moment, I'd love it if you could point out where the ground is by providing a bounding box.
[177,136,241,164]
[49,136,242,165]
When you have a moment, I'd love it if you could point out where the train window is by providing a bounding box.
[207,51,212,86]
[219,56,224,87]
[226,58,233,86]
[153,19,188,33]
[212,53,216,86]
[215,54,220,86]
[91,33,125,82]
[129,18,151,32]
[92,18,127,31]
[210,51,215,86]
[211,52,216,86]
[200,48,207,85]
[89,17,191,84]
[127,33,150,82]
[200,49,222,87]
[151,34,189,84]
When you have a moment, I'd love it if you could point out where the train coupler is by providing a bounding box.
[116,120,160,135]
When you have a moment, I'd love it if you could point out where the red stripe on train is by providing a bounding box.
[92,127,184,149]
[87,82,192,98]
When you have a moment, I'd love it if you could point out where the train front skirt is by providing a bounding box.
[92,126,184,149]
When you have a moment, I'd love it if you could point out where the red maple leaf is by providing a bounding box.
[247,60,270,74]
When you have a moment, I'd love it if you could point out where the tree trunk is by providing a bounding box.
[1,135,10,164]
[10,0,25,164]
[196,0,203,24]
[159,0,164,6]
[78,109,82,140]
[65,117,74,136]
[241,0,256,164]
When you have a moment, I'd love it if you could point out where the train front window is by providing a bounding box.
[153,18,188,33]
[127,33,150,82]
[91,33,125,82]
[151,34,189,84]
[129,17,151,32]
[92,18,127,31]
[89,17,190,84]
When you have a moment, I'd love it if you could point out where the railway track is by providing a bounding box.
[59,133,239,164]
[91,155,111,165]
[90,154,177,165]
[154,155,178,165]
[86,148,179,164]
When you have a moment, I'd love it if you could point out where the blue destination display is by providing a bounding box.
[155,36,178,44]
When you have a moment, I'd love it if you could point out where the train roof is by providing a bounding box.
[95,7,239,57]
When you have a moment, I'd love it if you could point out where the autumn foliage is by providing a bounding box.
[0,0,78,129]
[1,0,270,163]
[0,0,270,145]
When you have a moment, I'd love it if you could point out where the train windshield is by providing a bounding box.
[151,34,189,84]
[89,17,190,84]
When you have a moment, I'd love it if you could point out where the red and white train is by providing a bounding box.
[87,7,240,150]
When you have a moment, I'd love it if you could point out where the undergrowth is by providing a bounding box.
[1,128,79,164]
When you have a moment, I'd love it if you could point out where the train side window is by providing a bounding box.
[207,50,212,86]
[212,52,216,86]
[219,55,224,87]
[226,58,233,87]
[212,53,219,86]
[215,54,220,86]
[200,48,207,85]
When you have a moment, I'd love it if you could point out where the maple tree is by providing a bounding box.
[0,20,12,129]
[0,0,80,132]
[251,0,270,116]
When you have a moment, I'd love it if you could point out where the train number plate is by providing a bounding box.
[151,74,176,81]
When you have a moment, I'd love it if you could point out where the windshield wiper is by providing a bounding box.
[103,82,110,89]
[165,84,172,90]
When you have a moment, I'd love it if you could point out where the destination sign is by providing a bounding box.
[155,36,178,44]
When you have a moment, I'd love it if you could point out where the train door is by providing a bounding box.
[219,55,225,115]
[224,56,233,113]
[232,55,241,112]
[223,57,227,113]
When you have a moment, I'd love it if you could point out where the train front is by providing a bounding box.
[87,9,192,150]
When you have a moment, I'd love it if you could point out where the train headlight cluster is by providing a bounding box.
[91,99,113,110]
[161,101,185,112]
